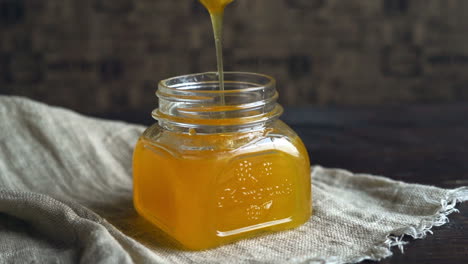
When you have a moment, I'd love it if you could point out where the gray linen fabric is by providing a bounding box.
[0,96,466,264]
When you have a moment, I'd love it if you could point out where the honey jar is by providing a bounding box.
[133,72,311,250]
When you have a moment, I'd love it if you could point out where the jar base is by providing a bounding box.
[134,201,312,251]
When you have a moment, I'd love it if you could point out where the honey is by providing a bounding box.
[133,123,311,250]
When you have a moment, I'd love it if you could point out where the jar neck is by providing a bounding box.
[152,72,283,134]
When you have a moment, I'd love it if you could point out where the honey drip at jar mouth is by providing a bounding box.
[199,0,234,105]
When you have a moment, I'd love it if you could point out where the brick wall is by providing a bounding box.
[1,0,467,114]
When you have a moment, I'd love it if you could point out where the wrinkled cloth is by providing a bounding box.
[0,96,466,264]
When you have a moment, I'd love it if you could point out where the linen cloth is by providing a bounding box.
[0,96,466,264]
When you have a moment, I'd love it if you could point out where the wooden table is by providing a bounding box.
[102,103,468,264]
[284,104,468,264]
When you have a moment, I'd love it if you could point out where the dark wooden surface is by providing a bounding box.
[285,104,468,264]
[99,103,468,264]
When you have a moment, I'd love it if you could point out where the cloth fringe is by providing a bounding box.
[291,187,468,264]
[376,186,468,261]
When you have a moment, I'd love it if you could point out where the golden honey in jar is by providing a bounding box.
[133,72,312,250]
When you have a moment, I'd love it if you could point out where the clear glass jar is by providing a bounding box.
[133,72,311,250]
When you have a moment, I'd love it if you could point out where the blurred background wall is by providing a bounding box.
[1,0,467,116]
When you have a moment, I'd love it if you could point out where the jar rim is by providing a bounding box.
[154,72,282,133]
[158,71,276,94]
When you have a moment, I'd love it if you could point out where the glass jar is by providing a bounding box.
[133,72,311,250]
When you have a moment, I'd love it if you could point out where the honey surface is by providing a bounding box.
[133,124,311,250]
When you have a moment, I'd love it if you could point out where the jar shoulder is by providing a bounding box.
[141,120,298,139]
[137,120,306,158]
